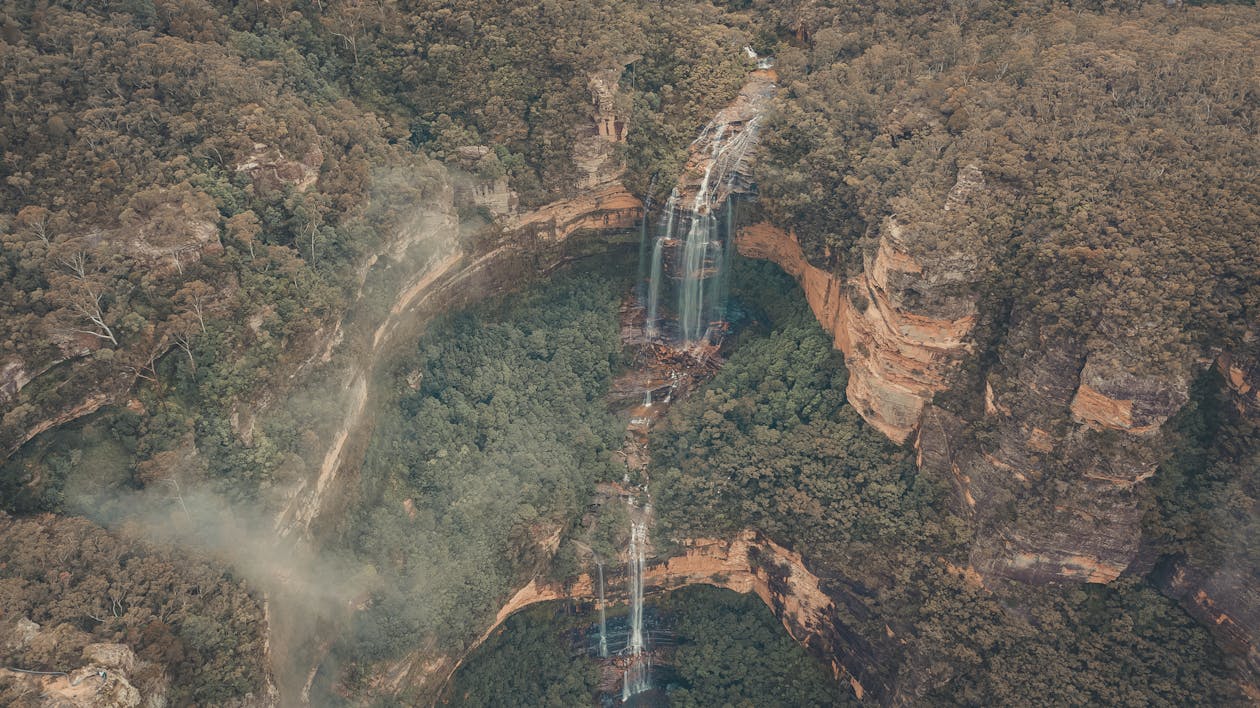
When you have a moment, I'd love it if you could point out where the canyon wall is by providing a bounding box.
[273,67,650,704]
[282,65,645,541]
[735,165,983,444]
[507,62,643,242]
[1154,352,1260,696]
[736,163,1203,585]
[740,159,1260,695]
[398,531,882,703]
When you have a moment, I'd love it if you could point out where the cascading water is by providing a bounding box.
[676,124,725,344]
[622,521,650,701]
[615,64,774,703]
[642,113,763,347]
[644,189,677,339]
[627,522,645,655]
[597,561,609,659]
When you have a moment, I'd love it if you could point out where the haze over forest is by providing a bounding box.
[0,1,1258,706]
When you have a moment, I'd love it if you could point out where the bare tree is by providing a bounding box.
[177,281,214,334]
[15,205,51,246]
[172,330,197,373]
[58,250,118,346]
[158,476,193,522]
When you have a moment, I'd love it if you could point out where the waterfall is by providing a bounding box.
[597,561,609,659]
[641,113,764,347]
[627,522,645,655]
[637,204,650,295]
[677,213,718,343]
[622,521,650,701]
[637,176,658,299]
[644,189,677,339]
[677,123,726,345]
[622,657,651,703]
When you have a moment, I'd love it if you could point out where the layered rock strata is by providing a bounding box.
[1155,350,1260,697]
[508,62,643,239]
[736,162,1211,585]
[735,213,977,444]
[674,68,778,209]
[404,531,880,703]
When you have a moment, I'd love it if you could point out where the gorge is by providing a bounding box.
[1,2,1258,707]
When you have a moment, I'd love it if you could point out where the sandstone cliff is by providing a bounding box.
[1153,351,1260,696]
[736,164,983,444]
[506,63,643,241]
[399,531,881,703]
[736,162,1217,586]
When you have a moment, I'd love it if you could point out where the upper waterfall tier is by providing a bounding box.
[642,67,778,346]
[672,68,777,212]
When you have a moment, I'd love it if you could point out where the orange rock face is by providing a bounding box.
[1071,384,1140,431]
[736,222,974,442]
[1219,351,1260,416]
[1069,355,1190,436]
[1007,551,1125,583]
[436,530,858,699]
[510,184,643,243]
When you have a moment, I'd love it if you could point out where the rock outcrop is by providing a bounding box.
[1071,355,1191,435]
[449,146,518,217]
[509,183,642,243]
[235,141,322,193]
[507,63,643,240]
[923,338,1166,583]
[736,208,978,443]
[674,68,777,209]
[577,67,631,191]
[1220,350,1260,417]
[0,620,152,708]
[413,531,876,702]
[1157,559,1260,696]
[736,162,1215,585]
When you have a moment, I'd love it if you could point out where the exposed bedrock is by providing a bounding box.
[1157,558,1260,697]
[737,162,1226,586]
[1154,349,1260,697]
[402,531,891,703]
[929,334,1178,584]
[673,68,778,209]
[736,166,983,444]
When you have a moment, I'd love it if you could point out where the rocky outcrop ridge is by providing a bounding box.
[507,64,643,239]
[235,141,322,193]
[675,68,777,210]
[1,619,150,707]
[735,212,977,443]
[509,183,642,243]
[1220,350,1260,416]
[1157,559,1260,695]
[737,162,1214,585]
[405,531,872,702]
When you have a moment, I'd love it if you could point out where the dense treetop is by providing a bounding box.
[0,514,267,704]
[757,1,1260,374]
[651,259,1241,704]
